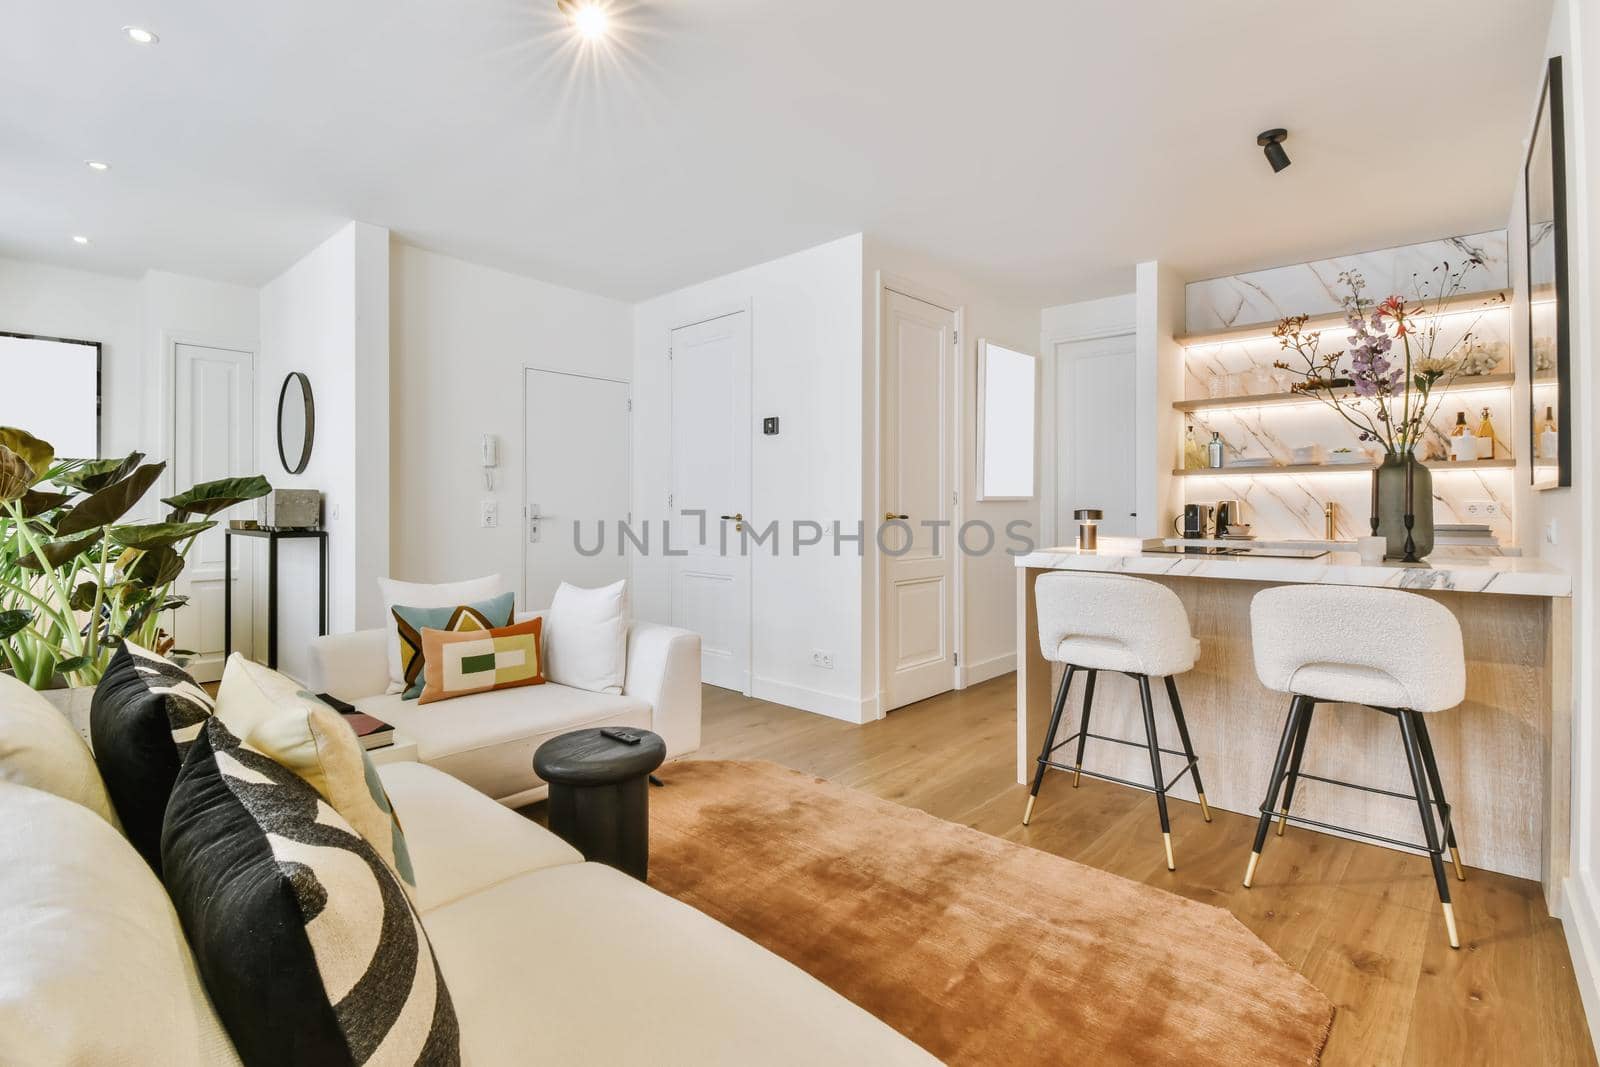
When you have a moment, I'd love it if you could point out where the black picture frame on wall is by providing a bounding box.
[1525,54,1571,490]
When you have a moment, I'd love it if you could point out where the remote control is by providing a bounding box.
[601,727,642,745]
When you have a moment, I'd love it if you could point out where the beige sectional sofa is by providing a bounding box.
[0,673,936,1064]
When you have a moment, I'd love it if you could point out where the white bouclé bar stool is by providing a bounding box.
[1024,572,1211,870]
[1245,585,1468,948]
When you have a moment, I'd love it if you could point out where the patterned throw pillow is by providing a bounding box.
[392,591,515,699]
[215,654,415,889]
[418,617,545,705]
[89,641,217,872]
[163,719,460,1066]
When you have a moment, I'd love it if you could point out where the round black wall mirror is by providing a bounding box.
[277,372,315,475]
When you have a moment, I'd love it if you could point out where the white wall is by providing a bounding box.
[389,242,633,602]
[633,235,867,720]
[1136,261,1186,540]
[258,222,390,679]
[0,256,143,458]
[862,238,1044,697]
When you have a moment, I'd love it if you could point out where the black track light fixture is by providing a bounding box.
[1257,129,1291,173]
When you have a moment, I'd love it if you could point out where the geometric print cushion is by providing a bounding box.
[392,591,515,700]
[417,617,545,706]
[214,654,416,891]
[162,718,460,1066]
[89,640,217,873]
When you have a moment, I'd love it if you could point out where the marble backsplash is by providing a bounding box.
[1184,230,1509,334]
[1179,232,1518,546]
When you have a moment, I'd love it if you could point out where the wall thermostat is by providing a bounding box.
[763,417,780,436]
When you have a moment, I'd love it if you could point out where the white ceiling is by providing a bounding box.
[1,0,1552,305]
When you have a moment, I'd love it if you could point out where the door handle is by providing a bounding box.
[721,512,744,532]
[884,512,909,521]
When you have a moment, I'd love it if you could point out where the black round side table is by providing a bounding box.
[533,728,666,881]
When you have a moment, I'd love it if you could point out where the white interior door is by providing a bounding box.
[881,289,957,712]
[171,343,254,681]
[1055,334,1138,538]
[524,369,631,609]
[669,311,751,693]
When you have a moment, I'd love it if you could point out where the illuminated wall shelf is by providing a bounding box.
[1173,459,1515,478]
[1175,288,1512,347]
[1173,373,1514,414]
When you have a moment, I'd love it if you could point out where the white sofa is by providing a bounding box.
[0,673,936,1065]
[308,612,703,806]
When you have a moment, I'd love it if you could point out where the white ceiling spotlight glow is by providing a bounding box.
[557,1,609,40]
[72,235,90,245]
[123,25,159,45]
[85,160,110,172]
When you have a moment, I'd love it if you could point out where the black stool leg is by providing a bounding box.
[1023,666,1075,825]
[1071,670,1098,788]
[1137,674,1175,871]
[1163,676,1210,822]
[1276,701,1316,836]
[1399,709,1459,949]
[1413,715,1465,881]
[1244,695,1309,888]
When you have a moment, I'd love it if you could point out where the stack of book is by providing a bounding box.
[315,692,396,751]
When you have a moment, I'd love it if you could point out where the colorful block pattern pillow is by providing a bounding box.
[392,591,515,699]
[162,718,460,1066]
[89,640,216,871]
[378,575,506,694]
[214,654,415,889]
[418,617,545,705]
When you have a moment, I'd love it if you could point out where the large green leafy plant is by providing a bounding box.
[0,427,270,688]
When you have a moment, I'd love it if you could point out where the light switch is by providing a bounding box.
[481,500,499,529]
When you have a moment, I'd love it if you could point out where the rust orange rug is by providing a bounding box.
[648,760,1332,1065]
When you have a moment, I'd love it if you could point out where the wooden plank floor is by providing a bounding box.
[683,675,1596,1066]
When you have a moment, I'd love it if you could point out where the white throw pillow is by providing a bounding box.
[0,673,119,827]
[544,580,629,694]
[0,782,242,1066]
[377,574,506,693]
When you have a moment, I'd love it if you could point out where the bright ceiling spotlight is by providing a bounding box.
[85,160,110,172]
[557,0,609,39]
[123,25,159,45]
[72,235,90,245]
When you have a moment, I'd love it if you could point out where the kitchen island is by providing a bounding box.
[1015,539,1573,908]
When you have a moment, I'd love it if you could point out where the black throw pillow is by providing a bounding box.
[162,718,460,1067]
[89,641,215,872]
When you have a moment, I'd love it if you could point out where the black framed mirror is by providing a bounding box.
[277,372,315,475]
[1526,55,1571,490]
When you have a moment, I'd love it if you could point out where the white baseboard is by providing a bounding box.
[750,676,874,724]
[959,651,1016,688]
[1562,871,1600,1051]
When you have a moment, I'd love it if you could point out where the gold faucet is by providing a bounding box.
[1324,501,1337,540]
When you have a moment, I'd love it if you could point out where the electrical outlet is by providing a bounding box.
[1463,500,1500,520]
[810,650,834,670]
[480,500,499,528]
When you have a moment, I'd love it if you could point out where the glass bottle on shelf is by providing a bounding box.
[1451,411,1468,438]
[1182,424,1206,470]
[1476,407,1497,460]
[1207,431,1224,469]
[1541,406,1559,461]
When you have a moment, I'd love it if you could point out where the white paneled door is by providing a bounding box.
[670,311,751,693]
[171,343,255,681]
[523,369,631,610]
[881,290,957,712]
[1055,334,1137,538]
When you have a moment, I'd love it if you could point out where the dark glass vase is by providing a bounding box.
[1372,452,1433,561]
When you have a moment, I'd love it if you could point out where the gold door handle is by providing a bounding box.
[884,512,909,521]
[721,512,744,532]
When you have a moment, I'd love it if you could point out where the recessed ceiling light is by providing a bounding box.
[123,25,159,45]
[72,235,90,245]
[85,160,110,172]
[557,1,609,39]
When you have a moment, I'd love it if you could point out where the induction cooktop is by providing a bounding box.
[1144,545,1331,560]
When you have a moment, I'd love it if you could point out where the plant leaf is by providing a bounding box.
[68,581,100,612]
[53,453,144,493]
[55,462,165,538]
[53,655,91,674]
[108,521,214,550]
[0,429,54,486]
[127,545,185,585]
[161,475,272,518]
[0,445,33,503]
[16,529,98,570]
[0,610,31,640]
[17,488,73,518]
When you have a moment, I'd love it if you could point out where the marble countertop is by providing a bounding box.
[1016,538,1571,598]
